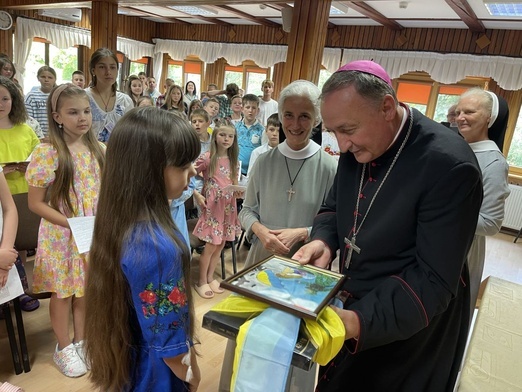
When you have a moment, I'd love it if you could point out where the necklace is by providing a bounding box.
[344,107,414,269]
[94,86,113,111]
[284,157,308,202]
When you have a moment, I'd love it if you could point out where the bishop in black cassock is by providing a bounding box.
[294,61,483,392]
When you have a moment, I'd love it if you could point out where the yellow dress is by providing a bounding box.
[25,144,102,298]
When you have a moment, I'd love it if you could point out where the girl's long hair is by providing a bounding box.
[209,119,239,183]
[85,107,200,391]
[165,84,185,112]
[125,74,142,106]
[47,84,105,216]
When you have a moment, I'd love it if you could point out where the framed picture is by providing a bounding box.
[220,255,345,320]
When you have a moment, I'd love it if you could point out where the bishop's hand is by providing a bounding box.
[292,240,331,269]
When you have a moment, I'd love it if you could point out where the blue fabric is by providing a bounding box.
[236,120,264,175]
[234,308,300,392]
[121,223,190,392]
[170,177,196,250]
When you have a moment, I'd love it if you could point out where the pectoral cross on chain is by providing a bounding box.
[286,187,296,202]
[344,236,361,269]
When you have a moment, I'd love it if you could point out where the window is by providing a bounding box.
[396,81,431,115]
[129,61,146,77]
[224,66,243,89]
[432,86,467,123]
[507,109,522,168]
[318,68,333,91]
[24,39,79,95]
[184,61,202,94]
[223,61,270,94]
[167,60,183,86]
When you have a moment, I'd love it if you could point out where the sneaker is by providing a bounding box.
[74,340,90,370]
[53,343,87,377]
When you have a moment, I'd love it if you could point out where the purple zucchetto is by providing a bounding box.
[336,60,392,86]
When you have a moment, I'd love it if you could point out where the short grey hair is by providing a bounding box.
[458,88,493,115]
[278,80,322,125]
[321,71,398,109]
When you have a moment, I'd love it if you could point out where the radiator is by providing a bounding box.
[503,184,522,230]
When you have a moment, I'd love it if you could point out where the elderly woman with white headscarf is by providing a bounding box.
[455,88,511,315]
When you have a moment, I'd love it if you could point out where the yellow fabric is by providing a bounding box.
[0,123,40,194]
[211,295,345,368]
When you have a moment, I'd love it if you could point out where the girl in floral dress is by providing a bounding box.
[26,84,105,377]
[193,119,242,299]
[85,108,201,391]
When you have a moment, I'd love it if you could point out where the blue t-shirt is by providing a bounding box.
[121,223,190,392]
[236,120,264,175]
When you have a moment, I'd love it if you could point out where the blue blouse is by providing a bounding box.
[121,222,190,391]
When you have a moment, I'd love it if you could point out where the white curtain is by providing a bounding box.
[152,52,163,85]
[14,17,91,89]
[154,39,287,68]
[117,36,154,61]
[322,48,342,73]
[341,49,522,91]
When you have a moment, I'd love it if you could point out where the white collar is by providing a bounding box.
[278,140,321,159]
[469,140,501,153]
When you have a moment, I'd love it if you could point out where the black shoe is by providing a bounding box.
[195,245,205,254]
[27,249,36,257]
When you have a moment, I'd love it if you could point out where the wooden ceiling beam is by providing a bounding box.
[345,1,403,31]
[213,4,281,27]
[124,6,192,25]
[445,0,485,33]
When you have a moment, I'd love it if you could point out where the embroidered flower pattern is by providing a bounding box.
[139,278,188,333]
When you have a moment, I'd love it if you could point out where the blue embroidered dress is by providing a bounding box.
[121,222,191,392]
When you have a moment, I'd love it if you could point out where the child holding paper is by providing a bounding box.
[26,84,105,378]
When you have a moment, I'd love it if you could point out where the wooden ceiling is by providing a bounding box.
[4,0,522,33]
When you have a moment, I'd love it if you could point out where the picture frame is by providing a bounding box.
[220,255,345,320]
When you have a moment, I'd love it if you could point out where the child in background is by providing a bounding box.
[193,119,241,299]
[24,65,57,137]
[126,75,144,106]
[160,84,188,117]
[85,107,201,391]
[26,84,105,377]
[190,109,212,156]
[228,94,243,126]
[136,96,154,107]
[0,56,16,80]
[203,98,220,128]
[257,79,279,127]
[183,81,198,106]
[0,77,40,195]
[0,76,40,311]
[0,167,18,288]
[188,99,203,118]
[86,48,134,143]
[236,94,264,176]
[71,71,85,89]
[247,113,280,178]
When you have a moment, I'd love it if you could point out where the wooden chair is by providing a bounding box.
[3,192,43,374]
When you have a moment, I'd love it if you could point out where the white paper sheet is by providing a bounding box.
[67,216,95,254]
[0,267,24,305]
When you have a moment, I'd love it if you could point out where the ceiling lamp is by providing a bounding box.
[330,3,350,15]
[168,5,218,16]
[482,0,522,16]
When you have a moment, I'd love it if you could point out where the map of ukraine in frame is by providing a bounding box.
[220,255,346,320]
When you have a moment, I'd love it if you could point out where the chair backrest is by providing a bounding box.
[12,193,41,251]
